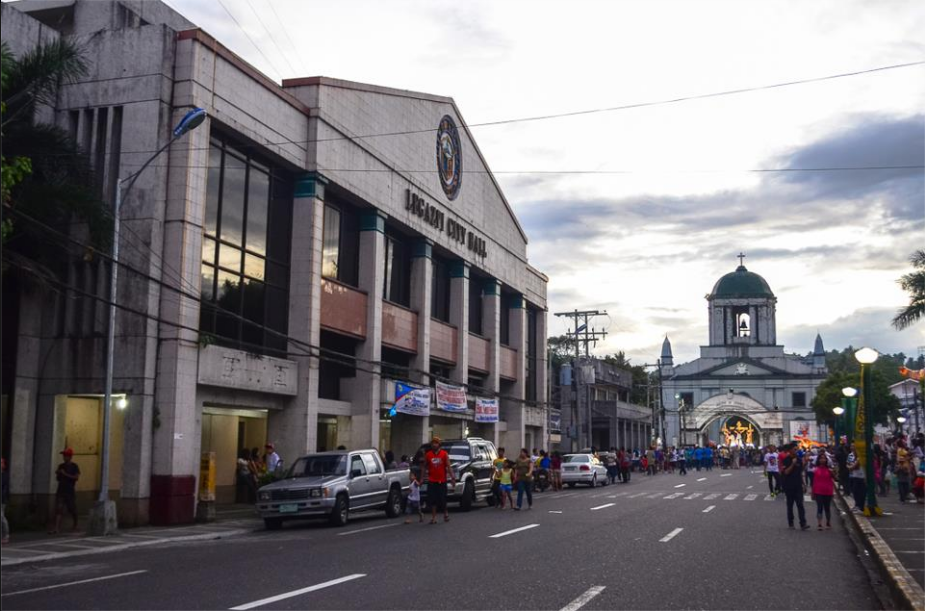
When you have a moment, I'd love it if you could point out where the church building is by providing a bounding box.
[660,257,828,448]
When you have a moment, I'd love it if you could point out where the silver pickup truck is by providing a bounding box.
[256,449,409,529]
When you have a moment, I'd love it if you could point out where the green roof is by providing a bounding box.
[711,265,774,298]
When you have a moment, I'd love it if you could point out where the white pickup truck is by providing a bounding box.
[256,449,410,529]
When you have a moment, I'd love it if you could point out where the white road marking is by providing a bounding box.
[703,505,716,513]
[744,494,758,501]
[607,492,629,498]
[764,494,775,501]
[704,493,720,500]
[664,493,684,499]
[646,492,663,498]
[489,524,540,538]
[629,492,648,498]
[660,527,683,543]
[720,473,732,477]
[684,493,702,500]
[746,485,753,489]
[548,510,563,514]
[556,493,577,499]
[560,586,606,611]
[1,570,148,598]
[697,477,707,481]
[591,492,610,498]
[230,574,366,610]
[674,483,687,488]
[724,494,739,500]
[804,495,813,502]
[337,523,402,536]
[590,503,615,511]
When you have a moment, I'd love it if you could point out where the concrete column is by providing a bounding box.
[8,288,42,514]
[352,210,386,450]
[268,174,325,462]
[502,295,526,451]
[448,261,469,385]
[535,306,548,448]
[149,113,211,525]
[399,239,433,453]
[480,279,501,446]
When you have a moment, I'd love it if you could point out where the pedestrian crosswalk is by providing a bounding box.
[562,490,805,505]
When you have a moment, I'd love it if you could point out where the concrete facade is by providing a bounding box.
[1,0,548,527]
[659,261,827,449]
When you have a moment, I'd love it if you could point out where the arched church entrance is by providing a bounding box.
[683,392,778,448]
[699,414,762,448]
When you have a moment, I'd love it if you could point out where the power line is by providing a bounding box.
[213,0,285,81]
[242,0,298,76]
[266,0,309,75]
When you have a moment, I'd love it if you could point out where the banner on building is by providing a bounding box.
[549,408,562,432]
[393,382,431,417]
[436,381,468,413]
[474,398,499,423]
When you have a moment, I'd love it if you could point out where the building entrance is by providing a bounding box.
[200,407,267,504]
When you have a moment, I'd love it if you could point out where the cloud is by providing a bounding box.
[783,306,925,357]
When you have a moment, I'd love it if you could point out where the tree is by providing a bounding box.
[892,250,925,330]
[811,369,900,427]
[547,335,575,369]
[1,39,110,280]
[823,347,906,386]
[602,351,650,405]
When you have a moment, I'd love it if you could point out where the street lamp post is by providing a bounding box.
[842,386,858,446]
[896,415,907,435]
[88,108,207,536]
[854,347,881,517]
[833,406,845,446]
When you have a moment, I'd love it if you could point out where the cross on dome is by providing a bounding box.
[737,252,746,267]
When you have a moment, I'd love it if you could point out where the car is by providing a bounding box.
[256,449,409,529]
[413,438,498,511]
[561,453,609,487]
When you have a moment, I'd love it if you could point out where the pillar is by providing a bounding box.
[149,112,211,525]
[535,306,548,448]
[448,261,469,385]
[268,173,325,461]
[397,238,433,454]
[481,279,501,446]
[351,210,386,449]
[502,295,526,451]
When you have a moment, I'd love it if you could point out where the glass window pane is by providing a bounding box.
[322,205,340,279]
[218,244,242,273]
[220,153,246,245]
[242,279,265,348]
[201,237,216,266]
[200,263,215,301]
[246,168,269,255]
[382,238,394,300]
[266,260,289,288]
[244,253,265,281]
[215,270,241,341]
[204,146,222,236]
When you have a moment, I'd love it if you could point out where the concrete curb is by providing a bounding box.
[835,492,925,611]
[0,528,250,568]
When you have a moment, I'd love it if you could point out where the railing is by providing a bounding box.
[430,319,457,363]
[468,333,490,373]
[500,345,518,380]
[320,278,367,338]
[381,301,417,353]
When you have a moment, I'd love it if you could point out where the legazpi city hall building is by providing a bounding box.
[1,0,548,526]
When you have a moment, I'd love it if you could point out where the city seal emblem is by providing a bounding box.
[436,115,462,200]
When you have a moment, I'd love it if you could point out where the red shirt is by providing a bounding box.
[425,449,450,483]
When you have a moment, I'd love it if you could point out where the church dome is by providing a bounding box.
[711,265,774,299]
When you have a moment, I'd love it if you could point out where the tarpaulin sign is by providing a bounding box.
[436,381,468,413]
[392,383,431,417]
[474,398,499,423]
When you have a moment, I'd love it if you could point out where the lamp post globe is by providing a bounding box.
[842,387,858,398]
[833,407,845,416]
[854,347,879,365]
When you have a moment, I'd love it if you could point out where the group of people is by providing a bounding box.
[835,433,925,513]
[235,443,283,503]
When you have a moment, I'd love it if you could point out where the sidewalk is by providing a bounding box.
[838,485,925,611]
[1,506,260,567]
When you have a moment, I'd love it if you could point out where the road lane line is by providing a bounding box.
[548,510,563,514]
[591,492,609,498]
[337,523,402,536]
[746,485,753,489]
[744,494,758,501]
[629,492,648,498]
[720,473,732,477]
[674,483,686,488]
[659,528,683,543]
[590,503,615,511]
[489,524,540,538]
[560,586,606,611]
[646,492,663,498]
[703,505,716,513]
[697,477,707,481]
[230,574,366,610]
[724,494,739,500]
[607,492,629,498]
[2,570,148,597]
[704,493,720,500]
[764,494,775,501]
[665,493,684,499]
[683,493,702,500]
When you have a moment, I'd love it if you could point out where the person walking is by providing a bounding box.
[550,451,563,491]
[676,447,687,476]
[781,444,809,530]
[619,448,631,483]
[491,447,507,505]
[51,448,80,534]
[645,447,656,476]
[847,444,866,513]
[405,471,423,523]
[514,448,534,510]
[764,445,780,497]
[424,437,456,523]
[498,460,515,509]
[812,452,836,530]
[264,443,281,474]
[605,448,618,484]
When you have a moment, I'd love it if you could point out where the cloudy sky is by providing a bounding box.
[168,0,925,364]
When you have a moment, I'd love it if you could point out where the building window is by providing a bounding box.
[200,138,293,354]
[525,306,538,402]
[792,392,806,408]
[320,198,359,286]
[322,205,340,279]
[382,233,410,306]
[468,281,483,335]
[499,294,511,346]
[431,257,451,323]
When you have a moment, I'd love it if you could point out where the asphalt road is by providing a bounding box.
[1,468,881,610]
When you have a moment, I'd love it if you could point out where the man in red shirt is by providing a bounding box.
[423,437,456,524]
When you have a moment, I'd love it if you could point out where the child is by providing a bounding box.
[498,460,515,510]
[405,472,422,524]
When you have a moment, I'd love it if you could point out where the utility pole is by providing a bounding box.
[554,309,607,451]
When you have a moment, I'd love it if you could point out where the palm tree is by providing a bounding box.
[1,38,110,280]
[892,250,925,330]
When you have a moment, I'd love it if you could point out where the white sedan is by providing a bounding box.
[561,454,609,487]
